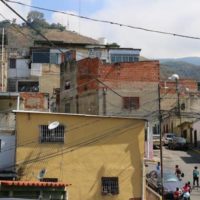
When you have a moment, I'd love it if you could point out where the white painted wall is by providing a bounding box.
[192,120,200,144]
[0,135,15,170]
[8,59,30,78]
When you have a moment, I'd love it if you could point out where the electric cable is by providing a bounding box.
[3,0,200,40]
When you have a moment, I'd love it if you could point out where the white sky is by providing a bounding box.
[0,0,31,23]
[1,0,200,59]
[51,0,200,59]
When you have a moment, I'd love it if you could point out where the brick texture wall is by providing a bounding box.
[77,58,160,94]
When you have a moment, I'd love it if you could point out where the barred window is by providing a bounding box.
[123,97,139,110]
[101,177,119,195]
[39,125,65,143]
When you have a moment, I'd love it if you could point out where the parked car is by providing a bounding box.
[162,133,175,146]
[168,137,188,150]
[146,170,184,199]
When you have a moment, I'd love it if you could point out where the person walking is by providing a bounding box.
[193,166,199,187]
[173,187,181,200]
[175,165,182,180]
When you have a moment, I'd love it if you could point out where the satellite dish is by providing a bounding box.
[37,168,47,180]
[48,121,59,130]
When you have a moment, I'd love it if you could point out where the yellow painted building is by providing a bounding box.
[14,111,145,200]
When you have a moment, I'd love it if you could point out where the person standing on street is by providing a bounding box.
[193,166,199,187]
[175,165,182,180]
[156,162,160,172]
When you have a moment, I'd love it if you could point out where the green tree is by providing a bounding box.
[26,10,49,29]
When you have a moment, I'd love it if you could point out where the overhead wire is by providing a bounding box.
[1,0,199,162]
[0,0,64,54]
[6,121,143,169]
[3,0,200,40]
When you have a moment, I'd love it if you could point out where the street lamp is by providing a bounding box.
[168,74,182,136]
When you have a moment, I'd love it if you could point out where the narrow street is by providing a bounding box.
[153,147,200,200]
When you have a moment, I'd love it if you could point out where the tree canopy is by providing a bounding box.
[26,10,66,31]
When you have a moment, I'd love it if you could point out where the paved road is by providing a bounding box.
[153,147,200,200]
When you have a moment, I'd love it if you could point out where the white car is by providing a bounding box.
[162,133,175,145]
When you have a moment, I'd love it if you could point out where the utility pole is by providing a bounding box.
[175,78,182,136]
[1,28,4,92]
[158,83,164,199]
[103,88,107,115]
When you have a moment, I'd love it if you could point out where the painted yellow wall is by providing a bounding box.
[15,112,145,200]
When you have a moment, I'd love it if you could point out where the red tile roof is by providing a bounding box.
[0,180,71,188]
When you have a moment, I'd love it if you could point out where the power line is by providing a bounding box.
[3,0,200,40]
[0,0,64,54]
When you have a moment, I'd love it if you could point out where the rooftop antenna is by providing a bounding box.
[48,121,59,130]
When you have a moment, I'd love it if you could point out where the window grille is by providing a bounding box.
[101,177,119,195]
[123,97,139,110]
[39,125,65,143]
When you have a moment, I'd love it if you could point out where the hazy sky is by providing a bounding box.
[1,0,200,59]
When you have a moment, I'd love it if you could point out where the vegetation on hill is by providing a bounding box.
[160,60,200,81]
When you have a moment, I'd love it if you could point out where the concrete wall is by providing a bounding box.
[192,120,200,147]
[98,81,158,117]
[15,112,145,200]
[8,59,30,78]
[19,92,49,111]
[0,134,15,170]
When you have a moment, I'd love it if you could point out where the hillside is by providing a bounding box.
[160,60,200,81]
[160,57,200,66]
[2,25,98,50]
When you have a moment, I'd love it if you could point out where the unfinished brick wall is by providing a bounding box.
[20,92,48,111]
[77,58,160,94]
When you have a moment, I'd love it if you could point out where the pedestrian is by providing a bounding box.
[182,183,190,200]
[156,162,160,172]
[193,166,199,187]
[173,187,181,200]
[182,183,190,193]
[187,181,192,193]
[175,165,182,180]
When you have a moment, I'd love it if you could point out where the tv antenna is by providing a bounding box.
[48,121,59,130]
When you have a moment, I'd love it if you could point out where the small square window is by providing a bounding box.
[39,125,65,143]
[101,177,119,195]
[123,97,139,110]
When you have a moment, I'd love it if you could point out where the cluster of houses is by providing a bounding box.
[0,27,200,199]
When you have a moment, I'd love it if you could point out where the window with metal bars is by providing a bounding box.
[101,177,119,195]
[39,125,65,143]
[123,97,139,110]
